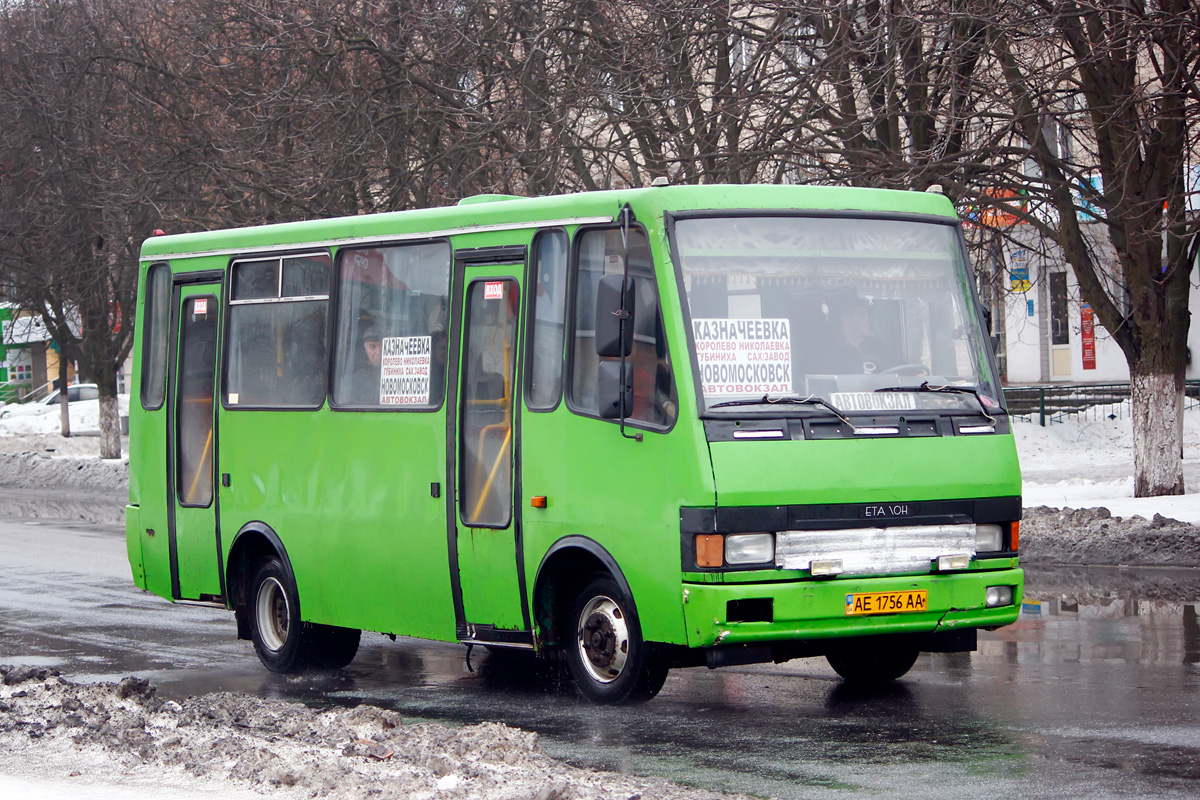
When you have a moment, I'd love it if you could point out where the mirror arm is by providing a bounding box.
[617,203,641,442]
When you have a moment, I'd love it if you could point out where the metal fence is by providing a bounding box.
[1003,381,1200,426]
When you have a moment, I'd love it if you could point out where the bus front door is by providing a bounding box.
[167,284,222,602]
[449,266,530,647]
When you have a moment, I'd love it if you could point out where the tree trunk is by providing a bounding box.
[98,394,122,460]
[95,360,122,460]
[57,356,70,439]
[1131,368,1185,497]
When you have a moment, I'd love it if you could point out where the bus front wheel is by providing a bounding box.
[564,575,668,703]
[826,640,920,684]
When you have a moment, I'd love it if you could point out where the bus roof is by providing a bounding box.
[140,184,959,261]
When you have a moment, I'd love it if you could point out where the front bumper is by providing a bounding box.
[682,565,1023,648]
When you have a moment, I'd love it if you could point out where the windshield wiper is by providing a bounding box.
[875,382,996,422]
[708,394,856,429]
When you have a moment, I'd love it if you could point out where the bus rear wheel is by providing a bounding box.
[309,625,361,669]
[250,557,361,672]
[826,640,920,684]
[251,557,308,672]
[564,575,668,704]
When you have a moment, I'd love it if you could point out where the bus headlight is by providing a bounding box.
[725,533,775,566]
[975,524,1004,553]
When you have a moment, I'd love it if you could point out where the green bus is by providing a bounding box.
[126,184,1023,703]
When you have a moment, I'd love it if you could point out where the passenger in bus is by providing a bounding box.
[350,326,382,404]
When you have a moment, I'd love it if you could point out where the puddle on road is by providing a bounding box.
[999,565,1200,665]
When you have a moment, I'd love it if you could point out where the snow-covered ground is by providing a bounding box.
[0,395,130,453]
[1014,402,1200,522]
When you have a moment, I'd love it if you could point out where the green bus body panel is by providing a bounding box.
[129,425,171,601]
[709,434,1021,507]
[218,410,456,640]
[682,567,1024,648]
[457,528,524,630]
[125,505,145,589]
[519,406,715,645]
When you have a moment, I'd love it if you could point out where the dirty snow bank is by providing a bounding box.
[0,444,127,524]
[0,407,129,523]
[1020,505,1200,567]
[0,667,742,800]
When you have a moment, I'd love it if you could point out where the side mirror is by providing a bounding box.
[597,359,633,419]
[595,275,635,358]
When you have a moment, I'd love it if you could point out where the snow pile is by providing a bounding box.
[1021,506,1200,567]
[0,395,130,438]
[0,667,741,800]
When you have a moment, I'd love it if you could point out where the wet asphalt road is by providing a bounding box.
[3,516,1200,799]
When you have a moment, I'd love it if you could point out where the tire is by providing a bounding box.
[563,574,668,703]
[250,557,361,672]
[250,557,311,673]
[309,625,361,670]
[826,640,920,684]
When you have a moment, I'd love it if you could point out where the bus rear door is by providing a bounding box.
[448,255,530,646]
[167,283,222,601]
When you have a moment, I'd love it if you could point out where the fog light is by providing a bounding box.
[937,553,971,571]
[975,524,1003,552]
[985,585,1014,607]
[809,559,844,576]
[725,533,775,565]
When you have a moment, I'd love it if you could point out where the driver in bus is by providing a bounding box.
[825,297,886,374]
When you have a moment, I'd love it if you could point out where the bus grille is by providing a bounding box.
[775,524,976,576]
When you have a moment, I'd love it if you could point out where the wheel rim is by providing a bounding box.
[576,594,630,684]
[256,576,289,653]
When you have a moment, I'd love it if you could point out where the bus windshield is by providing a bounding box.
[674,215,1001,415]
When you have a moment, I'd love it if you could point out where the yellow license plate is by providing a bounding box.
[845,590,928,616]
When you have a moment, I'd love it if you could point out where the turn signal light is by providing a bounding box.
[696,534,724,568]
[1011,521,1020,551]
[530,496,547,509]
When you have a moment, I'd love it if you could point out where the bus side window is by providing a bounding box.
[331,242,451,409]
[526,229,568,410]
[225,254,330,409]
[141,262,170,410]
[569,228,676,428]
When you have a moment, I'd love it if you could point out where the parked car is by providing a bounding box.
[0,383,102,419]
[42,383,100,404]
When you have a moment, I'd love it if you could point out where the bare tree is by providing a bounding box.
[981,0,1200,496]
[0,0,226,457]
[0,0,143,457]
